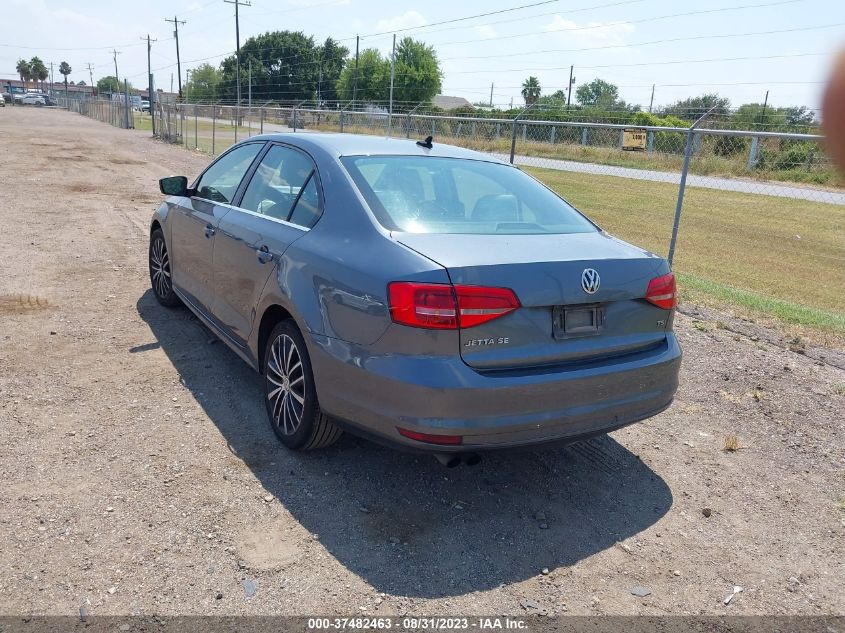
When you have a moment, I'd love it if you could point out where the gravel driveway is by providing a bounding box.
[0,107,843,617]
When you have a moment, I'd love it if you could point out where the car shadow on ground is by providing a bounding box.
[137,290,672,598]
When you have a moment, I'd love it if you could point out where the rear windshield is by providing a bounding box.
[341,155,596,235]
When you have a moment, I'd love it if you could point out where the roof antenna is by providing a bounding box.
[416,135,433,149]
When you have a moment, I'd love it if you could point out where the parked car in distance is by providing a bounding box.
[0,94,5,107]
[149,134,681,464]
[141,100,151,113]
[19,94,45,106]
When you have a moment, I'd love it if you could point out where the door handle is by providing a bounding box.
[204,224,215,238]
[256,245,273,264]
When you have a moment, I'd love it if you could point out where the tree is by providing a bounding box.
[663,93,730,119]
[16,58,31,89]
[391,37,443,108]
[537,89,566,107]
[336,48,389,103]
[221,31,321,104]
[59,61,72,97]
[30,57,48,92]
[575,78,619,108]
[184,63,221,102]
[96,76,126,94]
[521,76,541,106]
[316,37,348,104]
[77,80,86,86]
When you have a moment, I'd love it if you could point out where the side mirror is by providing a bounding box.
[159,175,190,196]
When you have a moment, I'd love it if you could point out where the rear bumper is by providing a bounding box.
[309,333,681,452]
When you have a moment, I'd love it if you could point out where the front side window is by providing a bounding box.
[341,156,596,235]
[240,145,317,221]
[194,143,263,204]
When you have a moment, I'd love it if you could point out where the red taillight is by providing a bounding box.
[645,272,677,310]
[397,427,463,445]
[453,285,521,328]
[387,282,520,329]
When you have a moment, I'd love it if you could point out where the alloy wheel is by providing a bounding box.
[266,334,306,435]
[150,236,172,298]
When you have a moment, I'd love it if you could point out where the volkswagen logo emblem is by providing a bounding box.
[581,268,600,294]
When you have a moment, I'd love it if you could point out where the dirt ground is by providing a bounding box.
[0,107,843,617]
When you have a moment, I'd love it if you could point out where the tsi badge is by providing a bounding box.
[581,268,601,294]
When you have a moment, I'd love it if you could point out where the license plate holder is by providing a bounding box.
[553,303,605,338]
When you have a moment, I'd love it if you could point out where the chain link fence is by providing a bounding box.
[59,97,845,331]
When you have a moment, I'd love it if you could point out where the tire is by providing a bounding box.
[149,228,181,307]
[263,320,342,451]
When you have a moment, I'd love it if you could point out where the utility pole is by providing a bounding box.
[49,62,54,95]
[760,90,769,128]
[649,84,655,113]
[112,48,121,89]
[164,15,186,101]
[142,35,157,135]
[352,35,359,106]
[566,65,574,110]
[223,0,250,112]
[490,83,494,107]
[86,63,94,91]
[389,33,396,121]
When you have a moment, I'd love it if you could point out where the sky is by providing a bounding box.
[1,0,844,111]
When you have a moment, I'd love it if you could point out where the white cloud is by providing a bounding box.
[186,1,203,11]
[543,16,635,46]
[375,10,427,33]
[473,25,498,38]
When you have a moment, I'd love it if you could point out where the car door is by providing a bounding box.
[168,142,264,313]
[211,143,323,347]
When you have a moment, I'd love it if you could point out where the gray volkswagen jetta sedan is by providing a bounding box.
[149,133,681,462]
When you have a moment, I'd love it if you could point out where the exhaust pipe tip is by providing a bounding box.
[433,453,462,468]
[463,452,482,466]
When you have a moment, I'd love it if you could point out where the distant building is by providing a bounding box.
[432,95,474,111]
[2,78,94,99]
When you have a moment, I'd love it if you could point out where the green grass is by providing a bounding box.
[525,167,845,335]
[677,273,845,333]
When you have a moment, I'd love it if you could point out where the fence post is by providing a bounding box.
[667,107,716,267]
[260,108,264,134]
[456,122,462,137]
[747,136,759,170]
[550,126,556,144]
[581,127,588,145]
[406,113,411,139]
[212,106,216,155]
[509,118,518,164]
[667,130,694,267]
[293,107,298,133]
[618,129,625,149]
[521,124,527,141]
[339,109,344,133]
[194,105,198,150]
[432,119,436,136]
[496,123,501,138]
[647,131,654,154]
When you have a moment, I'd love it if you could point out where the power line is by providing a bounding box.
[353,0,563,39]
[430,0,805,47]
[439,22,845,61]
[445,51,827,74]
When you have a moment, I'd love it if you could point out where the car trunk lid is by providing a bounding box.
[396,231,673,370]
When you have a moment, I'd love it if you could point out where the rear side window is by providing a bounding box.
[341,156,596,235]
[240,144,320,225]
[194,143,263,204]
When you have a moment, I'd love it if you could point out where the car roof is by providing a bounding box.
[243,132,508,164]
